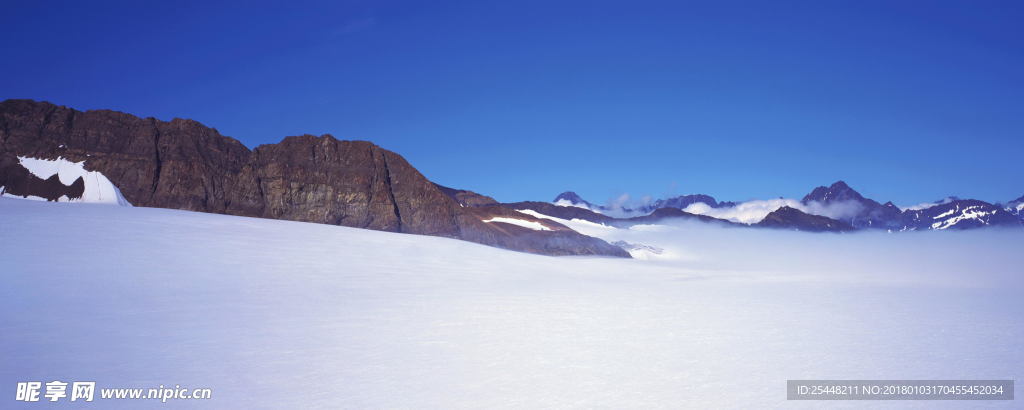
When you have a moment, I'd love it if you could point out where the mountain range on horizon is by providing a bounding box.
[554,179,1023,232]
[1,99,1022,258]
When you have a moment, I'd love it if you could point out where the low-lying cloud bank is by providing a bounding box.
[900,197,956,211]
[555,194,653,218]
[682,199,864,224]
[568,193,869,224]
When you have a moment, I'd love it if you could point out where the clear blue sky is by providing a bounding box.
[3,1,1022,206]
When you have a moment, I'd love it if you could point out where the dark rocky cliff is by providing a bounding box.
[0,99,628,257]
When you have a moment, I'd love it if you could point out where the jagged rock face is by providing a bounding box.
[0,100,253,212]
[756,206,854,232]
[245,136,460,236]
[0,99,627,257]
[0,99,456,233]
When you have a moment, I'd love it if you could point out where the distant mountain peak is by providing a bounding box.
[643,194,721,211]
[553,191,592,207]
[802,180,865,203]
[1007,195,1024,222]
[903,198,1021,230]
[554,191,582,199]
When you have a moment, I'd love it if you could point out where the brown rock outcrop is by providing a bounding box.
[434,184,499,207]
[0,99,628,257]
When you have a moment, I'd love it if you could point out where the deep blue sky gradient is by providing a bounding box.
[3,1,1022,206]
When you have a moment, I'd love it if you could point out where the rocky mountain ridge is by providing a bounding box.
[756,206,855,232]
[0,99,628,257]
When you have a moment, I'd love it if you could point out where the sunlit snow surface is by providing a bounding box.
[2,198,1022,409]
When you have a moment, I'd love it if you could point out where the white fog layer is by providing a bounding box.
[2,198,1021,409]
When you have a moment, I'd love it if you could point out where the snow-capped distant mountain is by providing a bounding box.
[797,181,1024,231]
[1005,195,1024,221]
[546,182,1022,232]
[902,199,1021,230]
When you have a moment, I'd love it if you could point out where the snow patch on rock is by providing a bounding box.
[553,198,598,212]
[930,205,995,230]
[3,156,131,206]
[482,217,551,231]
[516,209,615,237]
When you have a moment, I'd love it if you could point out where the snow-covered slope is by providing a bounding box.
[902,199,1019,230]
[1006,195,1024,221]
[1,156,131,205]
[482,216,552,230]
[516,208,675,260]
[2,198,1022,408]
